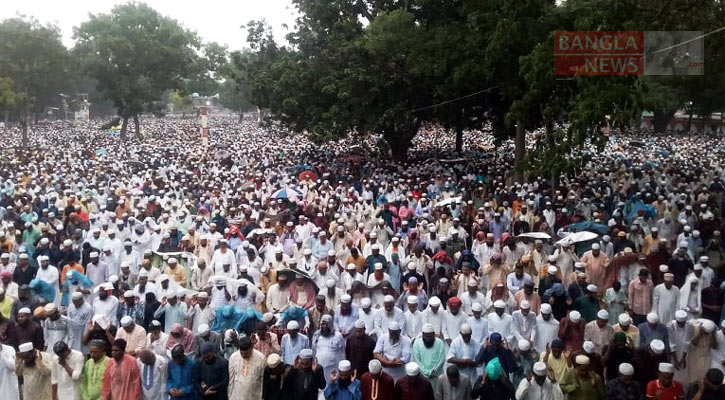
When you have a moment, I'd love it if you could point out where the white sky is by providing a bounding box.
[0,0,298,50]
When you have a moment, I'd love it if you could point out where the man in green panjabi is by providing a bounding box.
[412,323,447,388]
[81,340,109,400]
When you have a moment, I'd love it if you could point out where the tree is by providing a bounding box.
[220,50,256,121]
[0,76,20,117]
[0,16,70,146]
[73,2,200,139]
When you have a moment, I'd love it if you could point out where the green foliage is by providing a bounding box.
[0,76,20,112]
[73,2,200,136]
[0,16,70,121]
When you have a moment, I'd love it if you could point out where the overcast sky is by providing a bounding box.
[0,0,298,50]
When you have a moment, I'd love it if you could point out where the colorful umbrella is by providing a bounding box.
[298,170,318,181]
[271,187,302,201]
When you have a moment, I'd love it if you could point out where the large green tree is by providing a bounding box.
[73,2,200,138]
[0,16,70,146]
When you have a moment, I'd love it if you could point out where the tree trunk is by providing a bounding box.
[514,120,526,181]
[385,130,415,162]
[21,116,28,148]
[238,110,243,123]
[133,114,142,139]
[120,116,129,140]
[652,108,673,134]
[455,126,463,153]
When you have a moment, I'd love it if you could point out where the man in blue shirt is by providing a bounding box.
[324,359,362,400]
[167,344,197,399]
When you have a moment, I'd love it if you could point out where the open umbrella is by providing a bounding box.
[298,170,318,181]
[247,228,274,239]
[556,231,599,246]
[517,232,552,240]
[435,196,462,208]
[271,187,302,201]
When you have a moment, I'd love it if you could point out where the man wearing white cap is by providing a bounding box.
[187,291,214,335]
[460,279,485,316]
[345,319,376,377]
[534,304,560,354]
[324,359,362,399]
[652,273,680,325]
[116,315,147,357]
[580,243,610,291]
[512,300,537,350]
[665,310,688,383]
[86,251,109,288]
[375,295,406,335]
[335,294,360,338]
[93,282,120,326]
[638,313,670,353]
[487,299,514,345]
[605,363,642,400]
[313,314,347,384]
[373,320,411,382]
[42,303,71,353]
[393,362,434,400]
[402,295,423,340]
[360,358,394,400]
[584,309,613,354]
[357,298,380,338]
[645,363,683,400]
[710,319,725,373]
[192,322,223,360]
[515,361,564,400]
[559,354,603,400]
[35,255,60,307]
[15,342,53,400]
[209,239,237,278]
[447,323,479,385]
[633,339,668,388]
[412,323,446,387]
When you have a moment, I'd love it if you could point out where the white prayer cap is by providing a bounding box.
[422,323,435,334]
[18,342,34,353]
[346,263,356,270]
[44,303,57,313]
[700,256,709,263]
[198,324,210,335]
[583,341,595,354]
[658,363,675,373]
[267,354,282,368]
[354,319,365,329]
[0,253,8,259]
[40,237,49,245]
[63,239,73,246]
[429,297,441,307]
[384,295,395,303]
[618,313,631,325]
[197,292,209,299]
[326,279,336,288]
[388,321,401,331]
[299,349,314,359]
[675,310,688,322]
[597,309,609,320]
[124,290,135,298]
[303,249,312,255]
[159,274,169,281]
[407,296,418,305]
[89,251,99,257]
[647,313,659,324]
[374,263,384,270]
[575,355,590,365]
[120,316,133,327]
[168,257,178,264]
[361,298,372,308]
[338,360,352,372]
[540,303,552,314]
[619,363,634,376]
[138,269,149,277]
[166,289,177,298]
[591,243,600,250]
[650,339,665,354]
[703,320,716,333]
[327,250,336,257]
[405,362,420,376]
[71,292,83,300]
[341,294,352,303]
[459,323,472,334]
[547,266,558,274]
[493,300,506,308]
[263,313,274,323]
[369,359,382,374]
[659,264,669,273]
[19,253,28,259]
[371,244,380,250]
[533,362,548,376]
[586,284,598,293]
[678,241,688,248]
[694,263,703,271]
[471,302,483,312]
[18,307,31,315]
[287,321,300,330]
[518,339,531,351]
[569,311,581,323]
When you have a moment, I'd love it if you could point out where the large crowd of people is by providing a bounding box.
[0,113,723,400]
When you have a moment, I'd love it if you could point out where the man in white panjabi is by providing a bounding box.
[228,336,265,400]
[515,361,564,400]
[0,340,19,400]
[652,272,680,326]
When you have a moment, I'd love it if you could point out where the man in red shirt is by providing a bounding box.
[646,363,684,400]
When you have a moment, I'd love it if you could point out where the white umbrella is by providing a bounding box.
[556,231,599,246]
[247,228,274,239]
[517,232,552,240]
[435,196,462,208]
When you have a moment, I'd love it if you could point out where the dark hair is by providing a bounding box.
[89,339,107,350]
[446,365,460,378]
[113,338,127,350]
[237,336,252,351]
[706,368,724,386]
